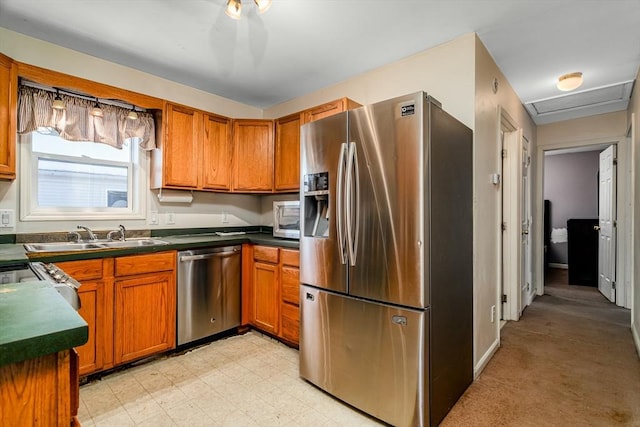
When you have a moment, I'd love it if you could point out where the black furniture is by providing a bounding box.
[567,218,599,286]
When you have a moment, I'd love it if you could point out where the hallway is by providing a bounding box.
[441,268,640,426]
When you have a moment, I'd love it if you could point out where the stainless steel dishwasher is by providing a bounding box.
[177,245,241,346]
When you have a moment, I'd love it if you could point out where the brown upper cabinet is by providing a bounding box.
[302,98,361,125]
[152,102,232,191]
[232,119,274,192]
[272,98,361,192]
[274,113,302,192]
[0,53,17,180]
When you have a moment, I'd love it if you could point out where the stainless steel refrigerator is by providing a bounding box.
[299,92,473,427]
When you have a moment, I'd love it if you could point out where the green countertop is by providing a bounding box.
[0,232,299,266]
[0,281,88,367]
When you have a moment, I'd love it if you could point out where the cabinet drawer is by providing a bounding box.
[253,246,279,264]
[115,251,176,276]
[55,259,104,281]
[280,249,299,267]
[280,302,299,344]
[281,266,300,305]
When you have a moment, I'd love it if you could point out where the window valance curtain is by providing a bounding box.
[17,85,156,150]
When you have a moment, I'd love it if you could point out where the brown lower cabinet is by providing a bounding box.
[243,244,300,346]
[56,251,176,376]
[0,349,78,426]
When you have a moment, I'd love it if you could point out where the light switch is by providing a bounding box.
[0,209,15,228]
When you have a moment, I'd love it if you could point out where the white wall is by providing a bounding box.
[473,37,536,373]
[0,28,262,118]
[264,34,476,129]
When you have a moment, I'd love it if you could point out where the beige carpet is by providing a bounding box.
[441,268,640,427]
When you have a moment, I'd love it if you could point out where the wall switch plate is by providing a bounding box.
[167,212,175,225]
[490,305,496,323]
[149,211,159,225]
[0,209,15,228]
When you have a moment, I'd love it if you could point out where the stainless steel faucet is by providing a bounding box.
[108,225,126,241]
[67,231,82,243]
[77,225,97,241]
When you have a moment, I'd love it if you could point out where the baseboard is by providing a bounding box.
[549,263,568,269]
[632,320,640,360]
[473,338,500,379]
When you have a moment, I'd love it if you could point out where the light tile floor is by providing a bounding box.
[79,332,384,426]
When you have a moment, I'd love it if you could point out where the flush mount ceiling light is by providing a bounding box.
[557,72,583,91]
[225,0,272,20]
[90,98,103,117]
[52,89,65,110]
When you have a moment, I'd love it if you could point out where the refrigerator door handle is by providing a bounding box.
[346,141,359,266]
[337,142,348,265]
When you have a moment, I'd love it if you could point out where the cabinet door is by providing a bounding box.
[252,261,279,334]
[0,53,16,180]
[55,259,112,376]
[274,113,301,191]
[76,280,106,375]
[302,98,361,124]
[163,103,200,188]
[114,271,176,364]
[232,119,274,192]
[202,113,233,191]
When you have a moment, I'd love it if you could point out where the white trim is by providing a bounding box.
[474,338,500,379]
[549,263,568,269]
[632,321,640,360]
[19,133,147,221]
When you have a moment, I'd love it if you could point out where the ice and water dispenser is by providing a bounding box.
[303,172,330,238]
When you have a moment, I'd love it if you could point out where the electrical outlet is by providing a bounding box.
[490,305,496,323]
[167,212,175,225]
[149,211,159,225]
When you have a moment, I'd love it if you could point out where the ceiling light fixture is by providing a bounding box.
[225,0,271,20]
[557,72,583,91]
[52,89,65,110]
[90,98,103,117]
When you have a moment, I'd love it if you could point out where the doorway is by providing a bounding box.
[537,140,631,309]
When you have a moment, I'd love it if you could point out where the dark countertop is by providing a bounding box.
[0,232,299,266]
[0,281,88,367]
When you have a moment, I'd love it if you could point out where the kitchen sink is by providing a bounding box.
[24,238,169,253]
[24,242,106,252]
[97,239,169,249]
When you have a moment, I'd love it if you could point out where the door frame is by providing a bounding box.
[534,137,632,309]
[499,107,533,321]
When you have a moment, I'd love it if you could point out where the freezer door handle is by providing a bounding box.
[345,141,359,266]
[336,143,348,265]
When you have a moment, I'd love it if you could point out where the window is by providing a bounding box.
[20,129,146,221]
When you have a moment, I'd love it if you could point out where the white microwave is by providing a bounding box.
[273,201,300,239]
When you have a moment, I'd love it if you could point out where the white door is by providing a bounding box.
[598,145,616,302]
[502,129,530,320]
[520,138,532,310]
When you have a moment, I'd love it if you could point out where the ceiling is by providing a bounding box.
[1,0,639,124]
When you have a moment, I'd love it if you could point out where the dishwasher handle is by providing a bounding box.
[179,250,238,262]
